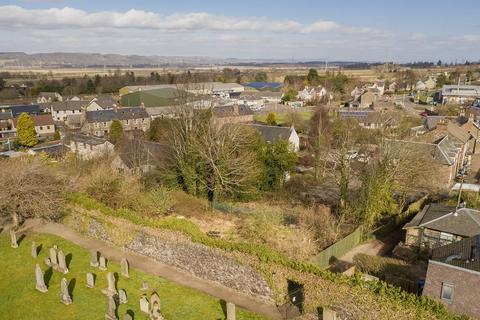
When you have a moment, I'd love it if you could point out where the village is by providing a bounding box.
[1,62,480,320]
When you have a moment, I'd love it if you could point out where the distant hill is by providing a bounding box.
[0,52,376,69]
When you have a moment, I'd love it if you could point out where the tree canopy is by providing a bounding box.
[16,112,38,147]
[109,120,124,144]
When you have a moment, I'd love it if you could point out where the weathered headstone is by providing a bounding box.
[86,273,95,288]
[118,289,127,304]
[35,264,48,293]
[149,292,163,320]
[120,258,129,278]
[150,300,164,320]
[105,296,118,320]
[57,250,69,274]
[150,292,160,310]
[10,230,18,248]
[60,278,73,305]
[99,255,107,271]
[226,302,236,320]
[323,307,337,320]
[90,250,99,268]
[102,272,117,296]
[139,296,149,314]
[31,241,37,258]
[49,247,58,268]
[141,281,149,291]
[123,314,133,320]
[44,257,51,266]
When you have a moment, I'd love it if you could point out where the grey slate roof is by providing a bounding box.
[67,133,110,146]
[50,100,89,111]
[213,105,254,117]
[249,124,294,143]
[431,235,480,272]
[404,204,480,237]
[85,107,149,123]
[10,105,41,117]
[0,111,12,121]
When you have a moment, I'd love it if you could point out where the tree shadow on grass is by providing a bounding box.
[44,267,53,287]
[68,278,76,300]
[37,244,43,256]
[65,253,73,269]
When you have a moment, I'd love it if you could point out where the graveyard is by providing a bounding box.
[0,232,266,320]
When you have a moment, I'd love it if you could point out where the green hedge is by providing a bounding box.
[67,192,464,320]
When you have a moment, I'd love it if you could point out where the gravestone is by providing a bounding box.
[150,292,163,320]
[323,307,337,320]
[226,302,236,320]
[10,230,18,248]
[105,295,118,320]
[90,250,99,268]
[150,300,164,320]
[141,281,149,291]
[102,272,117,296]
[31,241,37,258]
[35,264,48,293]
[124,314,133,320]
[139,296,149,314]
[118,289,127,304]
[150,292,160,310]
[57,250,69,274]
[120,259,129,278]
[86,273,95,288]
[99,255,107,271]
[44,257,51,266]
[60,278,73,305]
[49,247,58,268]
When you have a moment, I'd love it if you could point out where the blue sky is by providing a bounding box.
[1,0,480,61]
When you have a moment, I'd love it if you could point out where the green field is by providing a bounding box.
[0,233,265,320]
[254,111,313,125]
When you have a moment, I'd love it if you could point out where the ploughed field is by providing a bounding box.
[0,233,265,320]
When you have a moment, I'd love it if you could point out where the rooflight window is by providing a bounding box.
[441,283,454,302]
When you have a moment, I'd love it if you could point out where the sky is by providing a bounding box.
[1,0,480,62]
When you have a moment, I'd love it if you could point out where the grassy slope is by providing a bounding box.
[254,111,313,125]
[0,233,265,320]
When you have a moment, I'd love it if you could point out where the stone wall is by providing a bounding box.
[80,215,273,300]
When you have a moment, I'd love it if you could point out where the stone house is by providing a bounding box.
[67,134,114,160]
[212,105,254,128]
[48,100,89,122]
[423,235,480,318]
[112,139,169,174]
[37,92,63,103]
[249,124,300,152]
[82,107,150,137]
[12,114,55,138]
[359,91,378,109]
[425,78,437,90]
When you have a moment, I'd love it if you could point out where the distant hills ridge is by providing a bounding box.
[0,52,370,68]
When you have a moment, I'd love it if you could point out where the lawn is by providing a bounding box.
[254,111,313,125]
[0,233,266,320]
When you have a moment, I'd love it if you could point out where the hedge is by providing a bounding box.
[67,192,465,320]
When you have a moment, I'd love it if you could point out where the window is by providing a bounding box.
[441,283,454,302]
[39,126,43,130]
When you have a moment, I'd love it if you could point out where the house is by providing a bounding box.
[11,114,55,138]
[9,105,41,118]
[338,109,395,129]
[442,85,480,104]
[67,134,114,160]
[28,141,69,159]
[386,134,468,189]
[387,82,397,93]
[351,87,364,100]
[416,81,427,91]
[297,86,327,102]
[112,139,169,174]
[359,91,378,109]
[369,80,385,96]
[82,107,150,137]
[48,100,89,122]
[422,234,480,318]
[37,92,63,103]
[425,78,437,90]
[120,82,244,99]
[86,96,116,111]
[403,204,480,248]
[249,124,300,152]
[212,105,254,128]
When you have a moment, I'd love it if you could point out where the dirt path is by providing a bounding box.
[10,220,282,320]
[329,228,405,273]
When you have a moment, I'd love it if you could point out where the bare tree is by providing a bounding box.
[0,157,68,226]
